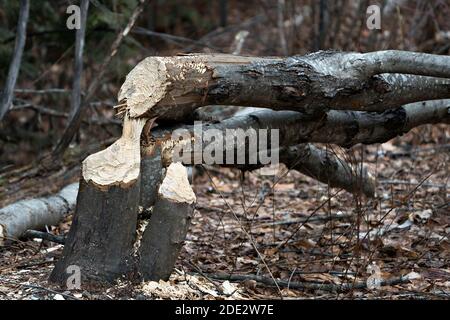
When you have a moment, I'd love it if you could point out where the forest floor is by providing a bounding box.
[0,125,449,300]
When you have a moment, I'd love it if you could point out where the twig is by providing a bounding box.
[203,167,284,296]
[13,88,73,95]
[277,0,288,55]
[198,272,410,293]
[184,262,224,294]
[23,230,66,244]
[379,179,448,189]
[256,213,354,228]
[0,277,78,300]
[11,102,121,125]
[133,27,221,50]
[0,0,30,122]
[380,144,450,157]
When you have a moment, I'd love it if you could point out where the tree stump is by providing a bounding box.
[49,116,146,284]
[138,162,196,281]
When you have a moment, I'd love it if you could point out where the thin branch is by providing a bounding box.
[195,272,410,293]
[23,230,66,245]
[0,277,77,300]
[13,88,72,95]
[354,50,450,79]
[256,213,354,228]
[277,0,288,55]
[133,27,221,50]
[202,167,284,296]
[11,102,121,125]
[0,0,30,122]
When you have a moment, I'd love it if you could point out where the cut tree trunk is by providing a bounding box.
[117,51,450,121]
[138,162,196,281]
[49,116,146,284]
[0,183,78,245]
[145,100,449,153]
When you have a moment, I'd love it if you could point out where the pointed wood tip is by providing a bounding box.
[158,162,196,204]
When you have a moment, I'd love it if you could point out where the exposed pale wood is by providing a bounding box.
[49,116,147,284]
[82,116,146,188]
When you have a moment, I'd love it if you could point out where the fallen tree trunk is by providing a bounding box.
[146,100,449,155]
[117,51,450,121]
[280,144,375,197]
[0,183,78,245]
[137,99,449,199]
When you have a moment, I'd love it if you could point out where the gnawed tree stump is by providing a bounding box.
[138,162,196,281]
[49,116,146,284]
